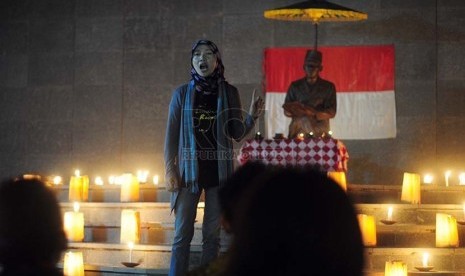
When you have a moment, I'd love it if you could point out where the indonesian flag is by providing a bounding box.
[263,45,396,140]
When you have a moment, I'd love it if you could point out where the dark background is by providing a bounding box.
[1,0,464,186]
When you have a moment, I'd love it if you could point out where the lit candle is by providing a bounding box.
[120,209,140,244]
[109,175,116,185]
[64,202,84,242]
[120,173,140,202]
[385,260,407,276]
[297,132,305,139]
[69,170,89,202]
[128,241,134,263]
[422,252,429,267]
[95,176,104,186]
[459,172,465,185]
[53,175,62,185]
[401,172,421,204]
[63,251,84,276]
[327,171,347,191]
[445,170,452,187]
[423,174,433,184]
[436,213,459,247]
[387,206,393,221]
[357,214,377,246]
[137,170,149,184]
[153,175,159,185]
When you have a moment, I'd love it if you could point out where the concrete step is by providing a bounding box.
[52,184,465,275]
[63,242,226,273]
[51,183,465,204]
[60,202,465,247]
[60,202,232,245]
[348,184,465,204]
[53,185,171,203]
[60,244,465,275]
[355,204,465,225]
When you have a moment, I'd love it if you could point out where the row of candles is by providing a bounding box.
[63,206,140,275]
[47,169,160,187]
[385,253,432,275]
[358,211,461,248]
[359,211,459,274]
[361,171,465,274]
[66,170,160,202]
[423,170,465,186]
[64,204,140,244]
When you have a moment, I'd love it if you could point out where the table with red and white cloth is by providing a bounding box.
[237,138,349,172]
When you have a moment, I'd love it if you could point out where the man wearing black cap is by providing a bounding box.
[282,49,337,138]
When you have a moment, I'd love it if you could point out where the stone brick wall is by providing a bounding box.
[1,0,464,185]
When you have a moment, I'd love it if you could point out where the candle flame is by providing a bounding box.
[423,174,433,184]
[75,170,80,177]
[445,170,452,177]
[95,176,104,186]
[387,206,393,221]
[53,176,62,185]
[153,175,159,185]
[128,241,134,250]
[422,252,429,267]
[73,202,80,212]
[459,172,465,185]
[137,170,149,183]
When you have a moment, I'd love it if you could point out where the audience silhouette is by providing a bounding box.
[187,161,270,276]
[0,177,67,275]
[224,165,364,276]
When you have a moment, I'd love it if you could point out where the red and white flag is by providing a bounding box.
[263,45,396,140]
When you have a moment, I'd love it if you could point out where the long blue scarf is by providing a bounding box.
[182,80,233,194]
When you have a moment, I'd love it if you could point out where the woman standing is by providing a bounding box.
[164,39,263,276]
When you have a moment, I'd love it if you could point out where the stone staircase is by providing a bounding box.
[52,184,465,275]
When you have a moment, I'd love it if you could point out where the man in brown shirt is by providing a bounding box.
[283,50,337,138]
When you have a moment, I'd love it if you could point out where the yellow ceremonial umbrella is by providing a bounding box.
[264,0,367,49]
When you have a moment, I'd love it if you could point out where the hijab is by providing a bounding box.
[190,40,225,94]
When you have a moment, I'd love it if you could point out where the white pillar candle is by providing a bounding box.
[64,202,84,242]
[120,174,140,202]
[63,251,84,276]
[401,172,421,204]
[357,214,377,246]
[327,171,347,191]
[436,213,459,247]
[385,260,407,276]
[69,170,89,202]
[120,209,140,244]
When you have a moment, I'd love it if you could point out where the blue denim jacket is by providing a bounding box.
[164,80,255,210]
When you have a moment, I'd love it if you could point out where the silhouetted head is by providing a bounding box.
[226,166,364,276]
[0,177,67,270]
[219,162,270,233]
[303,50,323,83]
[305,49,322,64]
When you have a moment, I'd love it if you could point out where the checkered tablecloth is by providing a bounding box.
[237,138,349,172]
